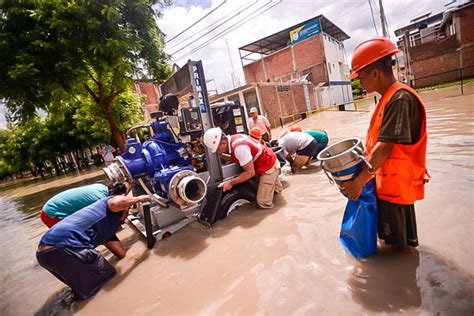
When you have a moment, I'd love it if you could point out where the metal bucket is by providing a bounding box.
[317,138,370,184]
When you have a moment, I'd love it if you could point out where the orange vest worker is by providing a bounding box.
[366,82,428,205]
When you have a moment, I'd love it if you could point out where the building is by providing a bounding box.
[134,81,161,118]
[395,1,474,88]
[211,15,352,127]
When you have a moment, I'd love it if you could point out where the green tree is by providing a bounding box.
[351,79,363,97]
[0,129,13,178]
[73,87,144,146]
[0,0,171,150]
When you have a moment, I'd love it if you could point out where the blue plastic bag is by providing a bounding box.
[339,180,378,259]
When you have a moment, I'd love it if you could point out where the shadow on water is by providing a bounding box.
[34,288,76,316]
[348,247,474,315]
[348,247,421,313]
[34,237,151,316]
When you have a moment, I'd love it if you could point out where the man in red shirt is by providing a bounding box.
[203,127,282,208]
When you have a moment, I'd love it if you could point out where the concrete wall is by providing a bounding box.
[243,33,330,84]
[134,82,161,117]
[263,47,294,81]
[256,83,314,127]
[293,34,325,73]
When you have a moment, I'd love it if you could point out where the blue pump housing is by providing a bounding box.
[118,120,194,198]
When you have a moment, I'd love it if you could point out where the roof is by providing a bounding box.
[394,12,444,36]
[394,1,474,36]
[238,15,350,56]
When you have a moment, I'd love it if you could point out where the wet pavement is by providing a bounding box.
[0,84,473,315]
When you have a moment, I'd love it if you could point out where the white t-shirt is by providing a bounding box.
[279,132,313,156]
[233,145,253,166]
[227,135,253,166]
[249,115,270,134]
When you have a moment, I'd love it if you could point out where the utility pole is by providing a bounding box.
[379,0,388,37]
[226,39,236,89]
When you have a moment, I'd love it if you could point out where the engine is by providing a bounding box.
[103,117,207,207]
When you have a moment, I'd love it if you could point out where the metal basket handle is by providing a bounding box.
[323,167,335,185]
[351,150,374,170]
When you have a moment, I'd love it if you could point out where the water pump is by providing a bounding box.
[103,117,206,207]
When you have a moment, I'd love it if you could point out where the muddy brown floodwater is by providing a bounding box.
[1,84,473,315]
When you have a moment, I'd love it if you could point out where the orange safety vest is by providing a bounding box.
[366,82,428,205]
[230,134,276,177]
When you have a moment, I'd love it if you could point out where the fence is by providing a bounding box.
[276,96,377,128]
[410,66,474,93]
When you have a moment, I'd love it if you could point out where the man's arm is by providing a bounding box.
[219,152,232,162]
[220,161,255,192]
[263,116,272,136]
[341,141,394,200]
[107,195,151,212]
[104,240,126,259]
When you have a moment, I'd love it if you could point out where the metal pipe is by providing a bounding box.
[176,175,207,204]
[138,178,169,208]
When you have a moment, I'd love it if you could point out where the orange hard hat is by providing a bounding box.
[290,126,302,132]
[349,37,400,80]
[249,127,262,139]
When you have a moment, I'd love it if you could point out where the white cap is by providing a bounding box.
[203,127,223,153]
[249,107,258,113]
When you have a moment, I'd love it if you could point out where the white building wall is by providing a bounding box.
[322,33,348,82]
[321,32,354,108]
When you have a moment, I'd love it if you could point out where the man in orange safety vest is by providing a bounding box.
[342,37,429,253]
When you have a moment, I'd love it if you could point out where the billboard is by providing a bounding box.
[289,18,321,44]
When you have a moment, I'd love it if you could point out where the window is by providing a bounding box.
[243,88,259,115]
[277,85,290,93]
[227,94,240,103]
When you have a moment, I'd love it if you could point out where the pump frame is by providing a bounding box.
[125,60,254,247]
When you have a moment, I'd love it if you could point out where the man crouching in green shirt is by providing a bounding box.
[290,126,329,160]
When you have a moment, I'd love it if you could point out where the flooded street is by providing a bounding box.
[1,84,473,315]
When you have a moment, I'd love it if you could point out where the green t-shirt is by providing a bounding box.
[43,183,109,219]
[304,130,328,144]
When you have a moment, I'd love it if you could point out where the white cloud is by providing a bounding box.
[0,0,460,128]
[158,0,462,94]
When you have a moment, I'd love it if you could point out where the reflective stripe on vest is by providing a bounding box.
[231,136,263,161]
[366,81,428,205]
[230,134,276,177]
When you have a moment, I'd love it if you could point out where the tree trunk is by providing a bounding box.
[105,105,126,152]
[85,81,126,152]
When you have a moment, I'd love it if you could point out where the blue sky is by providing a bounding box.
[173,0,212,9]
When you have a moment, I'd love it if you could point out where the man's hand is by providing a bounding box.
[340,177,364,200]
[108,194,151,212]
[120,208,129,223]
[219,180,233,192]
[135,195,151,204]
[290,163,296,174]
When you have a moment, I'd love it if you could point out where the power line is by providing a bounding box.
[172,0,281,63]
[166,0,228,43]
[167,1,255,51]
[368,0,379,36]
[333,1,366,22]
[169,0,259,56]
[371,0,380,16]
[172,0,275,62]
